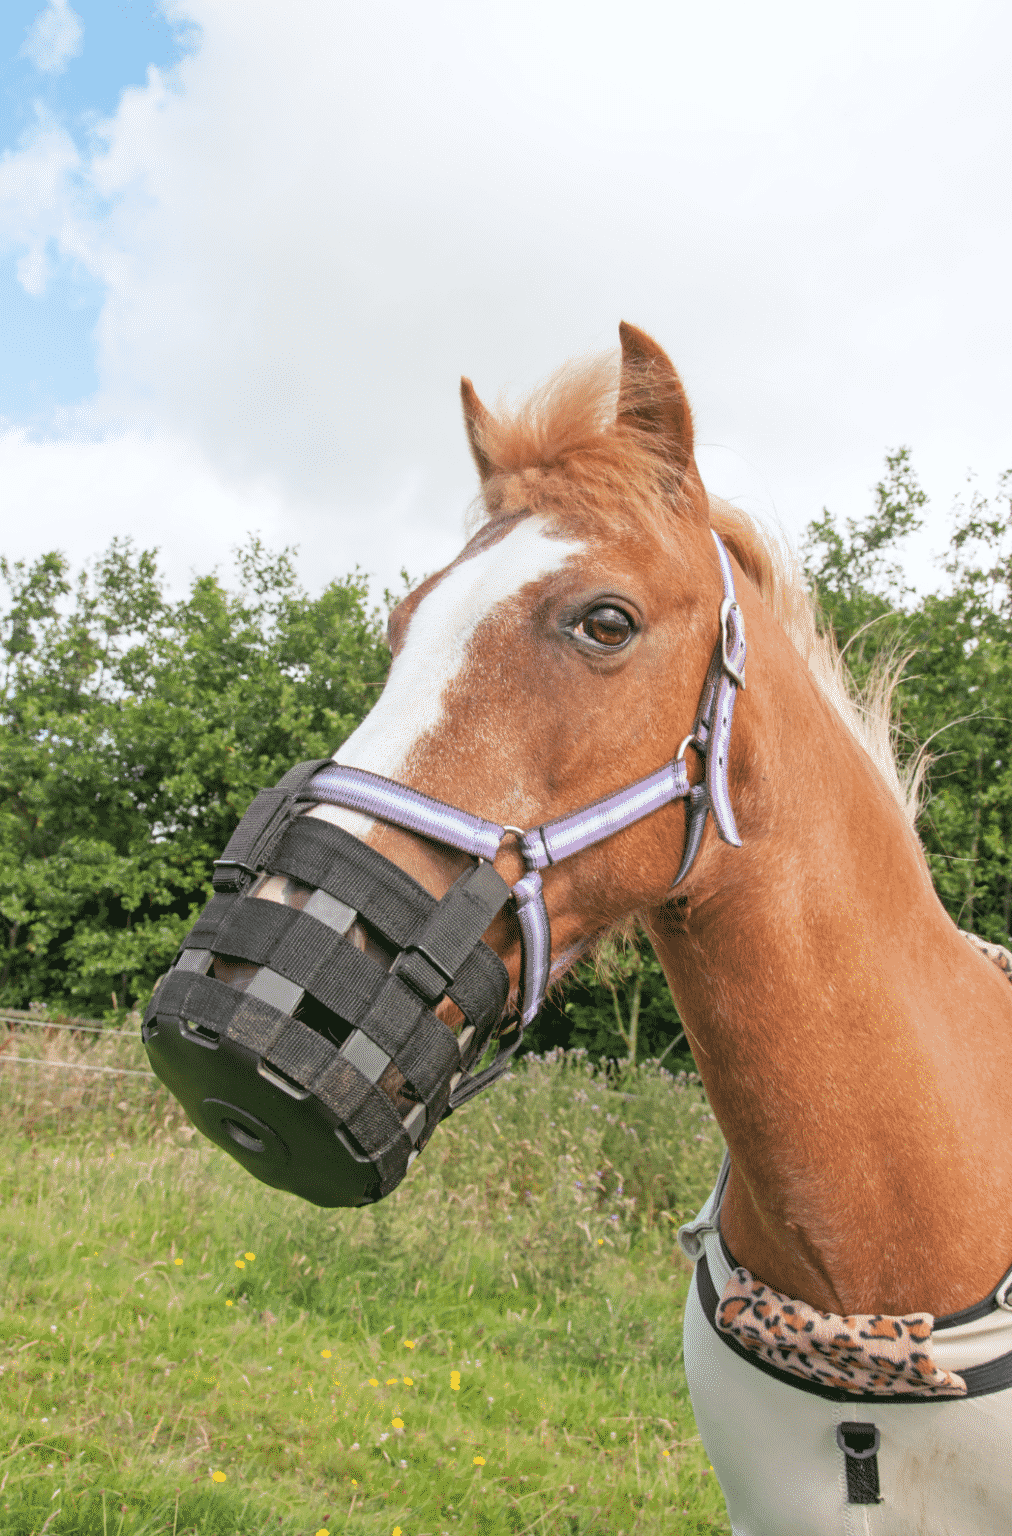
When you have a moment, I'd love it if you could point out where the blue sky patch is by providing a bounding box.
[1,2,195,149]
[0,253,104,421]
[0,3,199,419]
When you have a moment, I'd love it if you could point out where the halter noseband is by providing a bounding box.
[142,531,746,1206]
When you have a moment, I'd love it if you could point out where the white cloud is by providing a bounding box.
[0,426,462,600]
[0,111,82,295]
[20,0,84,76]
[0,0,1010,593]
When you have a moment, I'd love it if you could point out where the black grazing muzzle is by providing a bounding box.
[142,759,517,1207]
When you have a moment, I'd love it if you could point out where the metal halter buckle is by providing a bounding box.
[719,596,746,689]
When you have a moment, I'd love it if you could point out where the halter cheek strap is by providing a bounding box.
[672,536,747,884]
[250,529,747,1043]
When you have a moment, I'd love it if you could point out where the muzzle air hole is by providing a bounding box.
[182,1018,220,1048]
[204,1099,290,1163]
[257,1060,312,1100]
[223,1119,265,1154]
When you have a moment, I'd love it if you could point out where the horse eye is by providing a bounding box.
[580,606,633,647]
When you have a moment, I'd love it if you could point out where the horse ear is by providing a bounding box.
[461,377,496,483]
[617,322,699,483]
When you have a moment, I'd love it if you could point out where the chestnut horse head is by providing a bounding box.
[315,322,1012,1323]
[318,323,764,982]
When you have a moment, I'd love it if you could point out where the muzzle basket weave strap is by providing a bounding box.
[182,891,241,951]
[202,897,385,1020]
[355,974,457,1115]
[181,898,462,1110]
[268,818,509,1035]
[403,861,511,989]
[212,757,332,892]
[271,817,437,946]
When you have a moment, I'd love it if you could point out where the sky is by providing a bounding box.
[0,0,1010,601]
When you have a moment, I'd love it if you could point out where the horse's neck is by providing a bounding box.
[648,625,1012,1318]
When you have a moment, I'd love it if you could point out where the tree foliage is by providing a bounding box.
[0,538,391,1013]
[558,932,685,1067]
[3,454,1011,1044]
[804,458,1012,940]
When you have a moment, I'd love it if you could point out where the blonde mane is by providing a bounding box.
[469,353,923,828]
[707,497,924,827]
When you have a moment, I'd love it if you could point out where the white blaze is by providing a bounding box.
[308,516,583,835]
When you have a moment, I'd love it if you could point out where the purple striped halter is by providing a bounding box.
[307,529,747,1029]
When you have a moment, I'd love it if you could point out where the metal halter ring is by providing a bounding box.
[676,733,703,763]
[719,596,746,689]
[497,825,528,858]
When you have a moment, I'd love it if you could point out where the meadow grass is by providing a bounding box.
[1,1022,730,1534]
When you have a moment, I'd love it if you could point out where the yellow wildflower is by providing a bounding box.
[174,1258,183,1266]
[244,1252,255,1260]
[321,1349,332,1358]
[211,1470,227,1483]
[403,1376,413,1386]
[473,1454,485,1466]
[235,1260,245,1269]
[386,1376,397,1384]
[368,1378,379,1387]
[225,1300,233,1308]
[450,1371,460,1390]
[391,1417,404,1429]
[403,1339,415,1349]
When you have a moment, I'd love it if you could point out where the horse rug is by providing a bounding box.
[678,1156,1012,1534]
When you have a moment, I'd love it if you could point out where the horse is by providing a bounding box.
[219,324,1012,1531]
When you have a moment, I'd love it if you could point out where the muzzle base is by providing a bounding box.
[146,1010,384,1206]
[143,813,512,1207]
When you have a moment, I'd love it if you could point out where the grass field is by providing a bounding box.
[1,1018,731,1534]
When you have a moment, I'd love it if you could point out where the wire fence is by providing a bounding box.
[0,1014,117,1037]
[1,1056,154,1077]
[0,1007,133,1034]
[0,1008,168,1133]
[1,1009,150,1078]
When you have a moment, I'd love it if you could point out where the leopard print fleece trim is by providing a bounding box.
[961,929,1012,979]
[716,1268,967,1396]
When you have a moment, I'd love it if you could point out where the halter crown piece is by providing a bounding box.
[142,531,746,1206]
